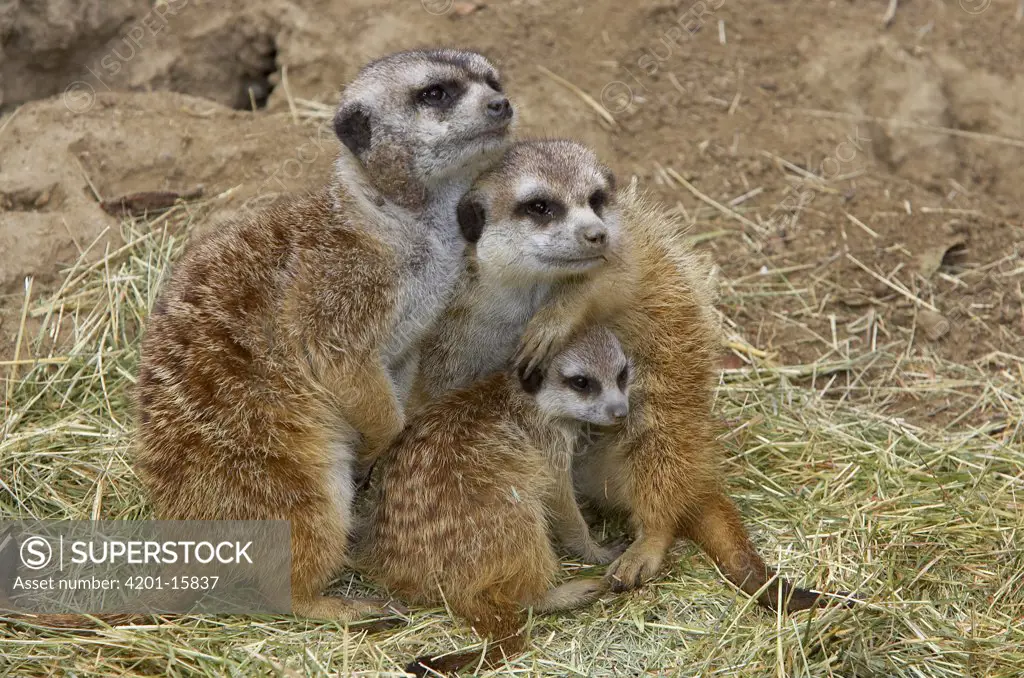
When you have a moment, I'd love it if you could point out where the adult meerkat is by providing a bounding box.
[134,49,514,622]
[354,325,633,676]
[577,186,827,611]
[448,143,828,612]
[410,140,637,407]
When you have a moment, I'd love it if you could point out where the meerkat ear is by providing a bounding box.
[602,166,617,192]
[518,365,544,395]
[457,193,486,243]
[334,103,372,157]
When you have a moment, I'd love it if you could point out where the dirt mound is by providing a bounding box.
[0,0,149,110]
[1,0,302,112]
[0,90,335,296]
[801,32,1024,208]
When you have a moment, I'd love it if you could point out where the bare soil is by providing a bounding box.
[2,0,1022,427]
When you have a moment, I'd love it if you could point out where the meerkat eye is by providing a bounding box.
[525,200,553,217]
[517,197,563,223]
[417,84,450,106]
[617,365,630,390]
[485,76,503,92]
[567,376,591,392]
[589,190,608,216]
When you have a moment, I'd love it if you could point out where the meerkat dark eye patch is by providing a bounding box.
[589,189,608,216]
[456,194,487,243]
[564,374,600,396]
[485,75,503,92]
[515,197,565,224]
[415,80,463,108]
[617,365,630,390]
[334,104,372,157]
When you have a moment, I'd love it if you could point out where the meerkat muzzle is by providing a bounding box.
[577,222,609,250]
[485,95,513,120]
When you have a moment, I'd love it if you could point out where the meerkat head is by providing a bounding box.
[456,140,619,284]
[333,49,514,208]
[519,325,632,427]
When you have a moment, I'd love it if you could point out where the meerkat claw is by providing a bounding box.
[516,326,565,376]
[606,547,662,592]
[586,543,626,566]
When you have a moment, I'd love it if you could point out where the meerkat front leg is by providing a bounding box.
[516,278,598,376]
[547,459,622,565]
[516,255,635,376]
[595,430,680,591]
[335,358,405,463]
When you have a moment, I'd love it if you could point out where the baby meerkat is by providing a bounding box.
[134,49,514,623]
[471,145,830,612]
[355,325,633,675]
[411,140,638,406]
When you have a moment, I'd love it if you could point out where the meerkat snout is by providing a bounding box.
[606,394,629,421]
[577,219,608,250]
[485,95,513,120]
[524,325,633,427]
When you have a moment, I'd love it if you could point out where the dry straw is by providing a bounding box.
[1,145,1021,677]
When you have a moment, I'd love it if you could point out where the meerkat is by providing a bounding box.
[410,139,639,408]
[354,325,633,675]
[575,185,828,611]
[133,49,515,623]
[443,143,829,612]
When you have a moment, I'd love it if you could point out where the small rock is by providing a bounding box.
[452,2,484,15]
[918,309,950,341]
[34,187,52,208]
[916,236,967,278]
[872,281,892,298]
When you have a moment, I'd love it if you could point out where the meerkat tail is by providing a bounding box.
[406,634,526,677]
[405,579,606,675]
[680,492,823,613]
[406,600,525,677]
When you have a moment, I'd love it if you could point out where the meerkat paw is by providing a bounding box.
[515,320,574,376]
[362,416,406,462]
[575,539,627,566]
[606,543,665,592]
[293,594,408,625]
[593,542,629,565]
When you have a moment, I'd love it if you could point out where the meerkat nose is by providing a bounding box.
[579,223,608,248]
[608,402,629,420]
[485,96,513,120]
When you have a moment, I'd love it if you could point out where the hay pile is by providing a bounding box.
[2,196,1021,677]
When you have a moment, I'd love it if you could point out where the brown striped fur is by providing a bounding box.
[576,185,824,611]
[132,50,513,623]
[355,326,632,674]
